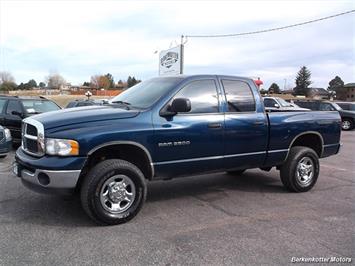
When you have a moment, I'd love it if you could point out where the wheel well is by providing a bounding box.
[290,133,323,157]
[342,117,354,122]
[77,144,153,189]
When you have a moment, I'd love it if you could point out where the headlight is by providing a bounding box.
[4,128,11,140]
[45,138,79,156]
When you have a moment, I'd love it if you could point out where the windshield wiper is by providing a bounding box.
[110,100,132,110]
[111,100,131,105]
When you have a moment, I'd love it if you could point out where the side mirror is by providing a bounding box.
[274,103,280,108]
[170,98,191,113]
[11,111,24,118]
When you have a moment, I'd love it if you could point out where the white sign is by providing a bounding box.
[159,45,184,76]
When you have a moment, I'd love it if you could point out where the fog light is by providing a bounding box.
[38,172,50,186]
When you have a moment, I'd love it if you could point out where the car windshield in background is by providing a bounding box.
[22,100,60,114]
[331,102,342,111]
[277,98,292,107]
[110,77,184,109]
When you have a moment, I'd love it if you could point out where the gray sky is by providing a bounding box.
[0,0,354,89]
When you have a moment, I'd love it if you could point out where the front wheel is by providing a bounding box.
[80,159,147,225]
[341,118,354,131]
[280,147,319,192]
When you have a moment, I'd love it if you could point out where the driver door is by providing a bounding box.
[152,78,224,178]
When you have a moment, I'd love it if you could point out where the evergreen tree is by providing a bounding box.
[293,66,312,96]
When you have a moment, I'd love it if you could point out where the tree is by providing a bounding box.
[39,82,46,88]
[293,66,312,96]
[98,75,110,89]
[105,73,115,88]
[83,81,90,87]
[269,83,281,94]
[90,75,100,89]
[0,71,16,91]
[46,73,66,89]
[328,76,344,91]
[0,71,15,84]
[27,79,37,88]
[127,76,141,88]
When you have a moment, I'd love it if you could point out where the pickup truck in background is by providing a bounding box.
[13,75,342,225]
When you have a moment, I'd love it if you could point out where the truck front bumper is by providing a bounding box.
[13,148,87,195]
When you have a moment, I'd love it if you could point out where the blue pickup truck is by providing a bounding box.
[13,75,341,225]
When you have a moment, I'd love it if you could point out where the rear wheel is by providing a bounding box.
[341,118,354,131]
[80,159,147,225]
[280,147,319,192]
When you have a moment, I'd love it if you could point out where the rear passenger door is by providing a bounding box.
[221,79,268,169]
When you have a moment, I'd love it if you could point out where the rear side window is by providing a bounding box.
[173,79,219,113]
[0,99,7,113]
[6,100,22,115]
[222,80,256,112]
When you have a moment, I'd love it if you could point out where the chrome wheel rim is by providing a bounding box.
[342,120,351,130]
[100,175,136,214]
[296,157,314,187]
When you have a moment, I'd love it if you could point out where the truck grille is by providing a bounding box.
[0,131,4,142]
[22,118,45,157]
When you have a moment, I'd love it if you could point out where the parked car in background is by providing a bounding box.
[0,96,61,143]
[0,125,12,158]
[263,97,309,111]
[293,99,355,131]
[336,102,355,111]
[65,99,109,108]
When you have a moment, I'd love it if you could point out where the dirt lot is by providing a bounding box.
[0,132,354,265]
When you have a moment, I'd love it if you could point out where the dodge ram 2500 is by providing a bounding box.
[13,75,341,225]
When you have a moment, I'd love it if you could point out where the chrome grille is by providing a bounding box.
[22,118,45,157]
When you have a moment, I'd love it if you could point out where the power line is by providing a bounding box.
[184,10,355,38]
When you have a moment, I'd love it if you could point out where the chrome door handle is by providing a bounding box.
[208,123,222,129]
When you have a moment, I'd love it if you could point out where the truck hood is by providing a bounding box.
[31,105,140,130]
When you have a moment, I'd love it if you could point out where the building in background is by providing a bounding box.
[335,83,355,101]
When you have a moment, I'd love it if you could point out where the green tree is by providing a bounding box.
[39,82,46,88]
[27,79,37,88]
[127,76,141,88]
[269,83,281,94]
[0,82,17,91]
[293,66,312,96]
[83,81,90,87]
[105,73,115,88]
[328,76,344,91]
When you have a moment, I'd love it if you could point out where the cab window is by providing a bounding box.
[173,79,219,113]
[222,80,256,112]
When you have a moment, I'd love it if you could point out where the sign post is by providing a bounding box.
[159,45,184,76]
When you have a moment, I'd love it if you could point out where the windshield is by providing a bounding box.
[23,100,61,114]
[331,103,342,111]
[277,98,292,107]
[110,77,184,109]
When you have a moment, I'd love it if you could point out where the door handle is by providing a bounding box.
[208,123,222,129]
[253,121,265,126]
